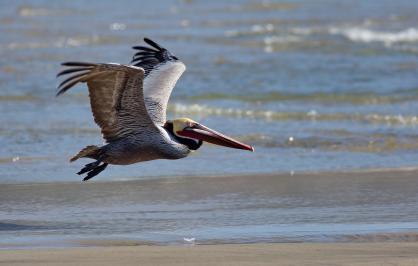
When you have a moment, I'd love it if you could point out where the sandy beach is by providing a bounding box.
[2,169,418,265]
[2,168,418,248]
[2,242,418,266]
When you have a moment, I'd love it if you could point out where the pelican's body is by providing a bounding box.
[57,38,253,181]
[95,129,190,165]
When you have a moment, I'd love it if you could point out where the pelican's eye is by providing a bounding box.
[185,122,199,130]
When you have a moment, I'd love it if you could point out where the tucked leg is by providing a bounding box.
[77,161,101,175]
[83,163,109,181]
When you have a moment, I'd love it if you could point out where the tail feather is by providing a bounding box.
[70,145,100,162]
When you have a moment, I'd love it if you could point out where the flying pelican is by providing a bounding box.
[56,38,254,181]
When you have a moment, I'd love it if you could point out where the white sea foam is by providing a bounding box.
[264,35,302,45]
[329,27,418,46]
[18,7,51,17]
[225,23,275,37]
[263,35,303,52]
[169,103,418,125]
[109,22,126,31]
[252,23,274,33]
[2,35,115,50]
[289,27,317,35]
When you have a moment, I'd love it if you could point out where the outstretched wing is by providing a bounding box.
[56,62,158,143]
[131,38,186,126]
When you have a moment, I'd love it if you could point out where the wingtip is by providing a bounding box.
[143,37,164,51]
[61,62,97,67]
[143,37,153,44]
[61,62,73,66]
[55,90,64,97]
[132,45,158,52]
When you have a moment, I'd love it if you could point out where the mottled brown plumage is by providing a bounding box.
[57,63,158,143]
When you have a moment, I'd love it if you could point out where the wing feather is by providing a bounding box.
[56,67,93,77]
[57,62,157,142]
[58,71,89,89]
[130,38,185,125]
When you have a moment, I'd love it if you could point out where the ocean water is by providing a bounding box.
[1,0,418,247]
[1,0,418,183]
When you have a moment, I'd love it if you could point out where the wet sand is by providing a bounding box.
[2,242,418,266]
[2,168,418,246]
[2,169,418,264]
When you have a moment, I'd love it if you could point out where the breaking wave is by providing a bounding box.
[223,21,418,53]
[329,27,418,46]
[1,35,120,50]
[168,103,418,126]
[185,91,418,105]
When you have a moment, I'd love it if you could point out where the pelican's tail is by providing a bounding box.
[70,145,101,162]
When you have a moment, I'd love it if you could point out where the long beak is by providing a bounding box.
[177,123,254,152]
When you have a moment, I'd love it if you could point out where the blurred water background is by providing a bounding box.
[1,0,418,182]
[1,0,418,247]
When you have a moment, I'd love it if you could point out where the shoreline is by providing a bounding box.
[3,230,418,251]
[2,167,418,250]
[2,242,418,266]
[2,165,418,186]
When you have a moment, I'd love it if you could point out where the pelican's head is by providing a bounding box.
[166,118,254,152]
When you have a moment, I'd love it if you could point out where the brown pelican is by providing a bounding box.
[56,38,254,181]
